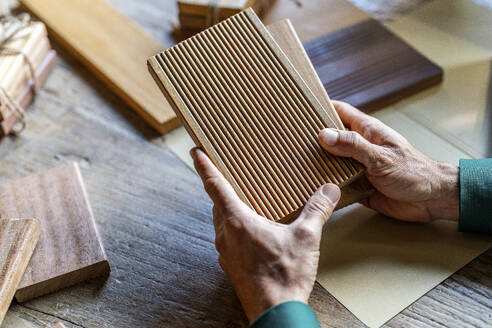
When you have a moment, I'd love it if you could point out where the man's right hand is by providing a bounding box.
[318,101,459,223]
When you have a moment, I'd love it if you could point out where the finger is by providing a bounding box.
[332,101,400,143]
[190,147,241,206]
[318,128,384,168]
[331,101,370,130]
[363,192,431,223]
[293,184,340,234]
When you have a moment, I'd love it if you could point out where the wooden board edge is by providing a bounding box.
[15,260,110,303]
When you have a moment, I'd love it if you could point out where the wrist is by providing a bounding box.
[427,162,459,221]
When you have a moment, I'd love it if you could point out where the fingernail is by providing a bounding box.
[321,184,340,204]
[319,129,339,146]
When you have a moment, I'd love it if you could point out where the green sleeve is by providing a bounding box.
[459,158,492,234]
[249,301,320,328]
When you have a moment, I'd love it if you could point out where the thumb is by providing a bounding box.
[318,128,382,169]
[292,184,340,234]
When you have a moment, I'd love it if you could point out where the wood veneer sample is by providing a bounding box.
[304,19,443,111]
[19,0,176,134]
[0,163,110,302]
[267,19,374,210]
[149,9,363,222]
[0,219,40,324]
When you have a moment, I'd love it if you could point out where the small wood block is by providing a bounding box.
[1,50,57,136]
[304,18,443,111]
[0,219,40,324]
[0,163,110,302]
[178,0,252,17]
[149,9,364,222]
[20,0,177,134]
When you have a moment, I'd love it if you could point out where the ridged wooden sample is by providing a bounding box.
[149,9,363,222]
[0,219,40,325]
[267,19,374,210]
[0,163,110,302]
[304,19,443,111]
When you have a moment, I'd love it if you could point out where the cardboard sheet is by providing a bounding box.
[164,0,492,326]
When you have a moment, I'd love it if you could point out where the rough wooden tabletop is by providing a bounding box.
[2,0,491,327]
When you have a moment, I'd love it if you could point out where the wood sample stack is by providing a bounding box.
[0,163,110,302]
[178,0,267,31]
[0,15,56,135]
[0,219,40,325]
[149,9,370,223]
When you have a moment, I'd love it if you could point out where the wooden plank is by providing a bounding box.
[149,9,364,222]
[0,163,110,302]
[304,18,443,111]
[0,219,40,325]
[19,0,178,134]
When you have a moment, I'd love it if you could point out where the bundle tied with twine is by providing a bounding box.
[0,13,38,135]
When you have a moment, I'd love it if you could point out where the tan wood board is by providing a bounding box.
[149,9,363,222]
[0,163,110,302]
[0,219,40,325]
[19,0,177,134]
[178,0,252,16]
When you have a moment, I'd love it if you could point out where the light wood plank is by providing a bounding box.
[19,0,177,134]
[0,219,40,324]
[0,163,110,302]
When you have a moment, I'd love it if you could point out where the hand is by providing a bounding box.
[318,101,459,223]
[190,148,340,323]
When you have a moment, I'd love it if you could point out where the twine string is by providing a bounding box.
[0,13,37,135]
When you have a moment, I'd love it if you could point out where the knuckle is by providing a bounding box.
[306,195,334,218]
[203,177,221,195]
[224,216,245,233]
[295,224,317,241]
[343,131,362,148]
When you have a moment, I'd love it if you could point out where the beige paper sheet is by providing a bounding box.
[164,1,492,327]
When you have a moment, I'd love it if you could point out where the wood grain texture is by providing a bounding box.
[0,0,489,327]
[0,163,110,302]
[0,219,40,325]
[1,50,57,136]
[149,9,363,222]
[19,0,177,134]
[304,18,443,111]
[266,19,374,209]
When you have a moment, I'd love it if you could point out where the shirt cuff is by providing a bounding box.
[249,301,320,328]
[459,158,492,234]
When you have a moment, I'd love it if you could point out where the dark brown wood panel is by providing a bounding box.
[304,18,443,111]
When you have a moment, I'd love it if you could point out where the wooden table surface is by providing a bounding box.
[2,0,491,327]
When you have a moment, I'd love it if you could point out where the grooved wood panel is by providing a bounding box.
[0,219,40,325]
[19,0,177,134]
[304,18,443,111]
[0,163,110,302]
[266,19,374,209]
[149,9,363,222]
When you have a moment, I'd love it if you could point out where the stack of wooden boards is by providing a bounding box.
[0,15,56,135]
[148,9,373,222]
[178,0,267,31]
[0,163,109,325]
[18,0,443,136]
